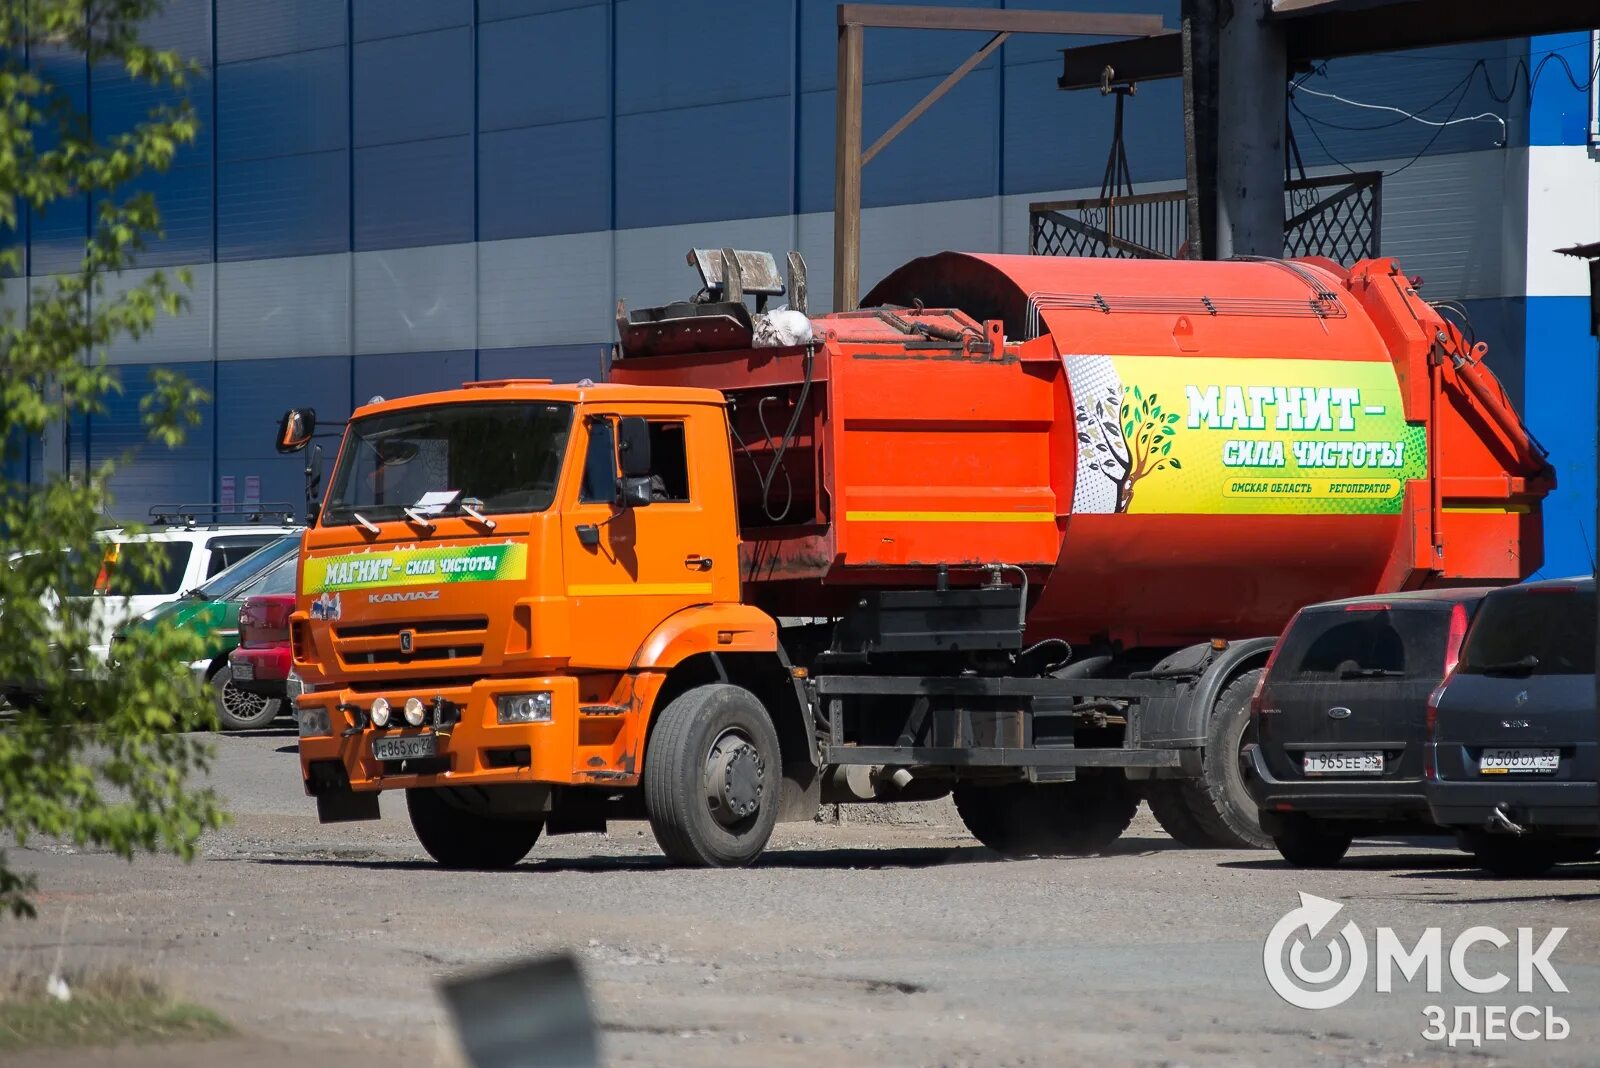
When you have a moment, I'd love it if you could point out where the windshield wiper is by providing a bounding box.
[350,512,381,535]
[403,507,437,532]
[455,499,497,531]
[1477,655,1539,675]
[1339,667,1404,678]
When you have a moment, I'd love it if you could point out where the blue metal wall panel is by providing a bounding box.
[479,0,605,23]
[354,27,473,146]
[91,68,214,159]
[1523,296,1597,579]
[218,47,349,161]
[797,0,997,93]
[93,362,216,519]
[28,195,90,277]
[216,355,353,512]
[1456,297,1528,412]
[478,6,609,131]
[218,150,350,261]
[1002,63,1187,194]
[354,0,472,42]
[355,137,474,250]
[1528,33,1594,147]
[478,344,603,382]
[479,120,610,239]
[616,97,790,227]
[94,162,214,268]
[139,0,213,61]
[616,0,790,112]
[354,350,475,402]
[216,0,347,64]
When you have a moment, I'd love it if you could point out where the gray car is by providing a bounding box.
[1424,575,1599,877]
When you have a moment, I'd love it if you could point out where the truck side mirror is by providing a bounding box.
[276,408,316,453]
[618,476,653,508]
[617,416,651,479]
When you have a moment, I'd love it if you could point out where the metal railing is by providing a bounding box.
[1030,171,1382,262]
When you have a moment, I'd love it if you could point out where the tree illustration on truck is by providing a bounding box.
[1078,384,1182,512]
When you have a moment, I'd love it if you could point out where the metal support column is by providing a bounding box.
[1215,0,1286,258]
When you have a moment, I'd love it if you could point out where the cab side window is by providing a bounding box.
[580,419,617,504]
[648,422,690,502]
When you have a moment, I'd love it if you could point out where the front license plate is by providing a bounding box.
[372,733,437,762]
[232,661,254,681]
[1479,748,1559,774]
[1303,750,1383,775]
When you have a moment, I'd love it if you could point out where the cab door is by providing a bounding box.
[562,405,740,669]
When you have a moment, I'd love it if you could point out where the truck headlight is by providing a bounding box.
[369,697,391,728]
[497,692,552,724]
[403,697,426,727]
[298,707,332,738]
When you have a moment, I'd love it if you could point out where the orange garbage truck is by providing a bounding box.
[280,249,1551,868]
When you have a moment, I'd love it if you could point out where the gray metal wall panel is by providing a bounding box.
[477,232,612,349]
[613,217,794,311]
[217,253,351,360]
[104,264,215,365]
[353,244,478,355]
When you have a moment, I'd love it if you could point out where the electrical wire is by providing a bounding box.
[1292,81,1506,144]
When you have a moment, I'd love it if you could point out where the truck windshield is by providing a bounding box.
[323,402,573,525]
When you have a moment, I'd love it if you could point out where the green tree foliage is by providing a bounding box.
[0,0,224,918]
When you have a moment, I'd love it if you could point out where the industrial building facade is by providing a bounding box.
[4,0,1597,576]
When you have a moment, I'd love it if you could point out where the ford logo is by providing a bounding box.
[1327,706,1352,720]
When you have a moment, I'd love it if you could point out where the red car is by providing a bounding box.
[230,593,295,708]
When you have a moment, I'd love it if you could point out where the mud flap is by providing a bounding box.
[317,790,381,823]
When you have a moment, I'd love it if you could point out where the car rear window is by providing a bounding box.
[1457,587,1595,677]
[242,556,297,597]
[1273,606,1451,682]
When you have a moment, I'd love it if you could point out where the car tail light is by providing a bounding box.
[240,594,295,645]
[1250,610,1298,717]
[1442,601,1469,676]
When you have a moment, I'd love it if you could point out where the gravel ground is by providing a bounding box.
[4,729,1599,1067]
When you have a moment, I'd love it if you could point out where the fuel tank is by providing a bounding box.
[609,252,1552,648]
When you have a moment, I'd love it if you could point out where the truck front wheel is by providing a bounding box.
[644,683,781,868]
[953,772,1138,858]
[1145,669,1271,850]
[406,788,544,870]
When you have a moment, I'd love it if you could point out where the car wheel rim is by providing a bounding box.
[704,728,765,829]
[222,680,273,725]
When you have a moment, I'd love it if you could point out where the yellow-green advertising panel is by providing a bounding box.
[1065,355,1427,515]
[303,542,528,593]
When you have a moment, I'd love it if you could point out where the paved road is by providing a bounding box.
[6,730,1600,1067]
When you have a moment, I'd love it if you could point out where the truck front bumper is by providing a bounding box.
[297,674,641,795]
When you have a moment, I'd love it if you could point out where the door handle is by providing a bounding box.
[684,554,713,572]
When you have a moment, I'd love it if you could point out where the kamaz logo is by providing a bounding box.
[368,590,441,604]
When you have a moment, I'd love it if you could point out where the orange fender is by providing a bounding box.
[630,603,779,670]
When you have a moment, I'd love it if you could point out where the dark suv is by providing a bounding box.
[1425,576,1599,877]
[1242,588,1490,867]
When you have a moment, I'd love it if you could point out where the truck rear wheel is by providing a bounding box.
[644,683,781,868]
[953,772,1138,858]
[1145,670,1271,850]
[406,788,544,870]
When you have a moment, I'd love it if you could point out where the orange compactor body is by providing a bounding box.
[609,252,1552,649]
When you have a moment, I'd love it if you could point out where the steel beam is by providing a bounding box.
[1060,0,1600,89]
[840,4,1163,36]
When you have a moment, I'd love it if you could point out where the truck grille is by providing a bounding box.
[330,616,489,669]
